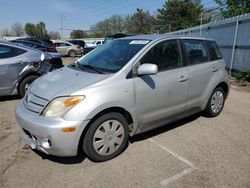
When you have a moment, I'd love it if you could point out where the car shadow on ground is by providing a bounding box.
[33,150,87,164]
[31,113,201,164]
[130,113,201,143]
[0,95,20,102]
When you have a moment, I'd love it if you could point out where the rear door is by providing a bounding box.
[134,39,189,131]
[0,44,27,95]
[181,39,220,110]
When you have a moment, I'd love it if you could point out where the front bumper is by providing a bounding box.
[16,100,90,157]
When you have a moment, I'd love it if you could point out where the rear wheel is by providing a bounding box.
[204,87,225,117]
[68,50,76,57]
[82,112,129,162]
[19,75,39,97]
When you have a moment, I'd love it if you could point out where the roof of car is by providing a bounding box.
[119,34,212,41]
[0,41,41,52]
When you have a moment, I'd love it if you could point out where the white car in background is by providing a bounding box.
[54,41,83,57]
[85,40,104,48]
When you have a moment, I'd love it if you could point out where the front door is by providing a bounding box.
[134,39,189,132]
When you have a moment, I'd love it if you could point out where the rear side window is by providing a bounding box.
[0,45,26,59]
[207,41,222,61]
[141,40,181,71]
[183,40,209,65]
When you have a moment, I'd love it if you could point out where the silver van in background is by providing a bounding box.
[16,35,229,162]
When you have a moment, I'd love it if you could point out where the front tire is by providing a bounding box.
[82,112,129,162]
[19,75,39,98]
[204,87,225,117]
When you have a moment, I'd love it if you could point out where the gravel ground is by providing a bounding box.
[0,58,249,187]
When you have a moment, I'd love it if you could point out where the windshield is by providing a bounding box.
[77,39,149,73]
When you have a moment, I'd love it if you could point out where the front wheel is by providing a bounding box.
[82,112,129,162]
[204,87,225,117]
[19,75,39,97]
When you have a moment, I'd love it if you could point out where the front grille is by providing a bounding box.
[24,91,49,114]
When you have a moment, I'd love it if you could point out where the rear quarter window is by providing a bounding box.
[207,41,222,61]
[0,45,26,59]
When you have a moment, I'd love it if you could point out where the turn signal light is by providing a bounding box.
[64,97,82,107]
[61,127,76,133]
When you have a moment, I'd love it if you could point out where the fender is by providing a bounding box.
[17,61,51,91]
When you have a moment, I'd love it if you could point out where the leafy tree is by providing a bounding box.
[24,23,36,37]
[156,0,205,33]
[11,22,24,36]
[90,15,129,37]
[35,22,49,39]
[24,22,49,39]
[49,31,60,40]
[128,9,155,34]
[215,0,250,18]
[70,30,87,39]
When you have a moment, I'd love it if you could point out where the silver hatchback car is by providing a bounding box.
[16,35,229,162]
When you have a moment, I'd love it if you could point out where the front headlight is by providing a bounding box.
[41,96,85,117]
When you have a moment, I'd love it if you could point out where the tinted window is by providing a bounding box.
[207,41,222,61]
[183,40,208,65]
[55,42,70,47]
[141,40,181,71]
[0,45,26,59]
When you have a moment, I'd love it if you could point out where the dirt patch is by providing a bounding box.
[230,77,250,92]
[0,135,8,142]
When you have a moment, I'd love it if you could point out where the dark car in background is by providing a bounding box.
[15,38,57,52]
[0,41,58,97]
[10,40,63,69]
[103,33,131,43]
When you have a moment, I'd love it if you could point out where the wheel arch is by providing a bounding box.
[202,81,229,110]
[77,106,134,155]
[17,71,40,93]
[216,82,229,98]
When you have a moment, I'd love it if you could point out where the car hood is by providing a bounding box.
[30,66,110,100]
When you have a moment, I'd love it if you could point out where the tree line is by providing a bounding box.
[1,0,249,39]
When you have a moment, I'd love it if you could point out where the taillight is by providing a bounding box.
[76,45,80,49]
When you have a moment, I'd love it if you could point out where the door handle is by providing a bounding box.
[179,75,188,82]
[212,66,218,72]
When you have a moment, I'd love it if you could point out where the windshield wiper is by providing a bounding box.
[76,61,104,74]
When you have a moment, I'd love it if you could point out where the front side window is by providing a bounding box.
[0,45,26,59]
[183,39,209,65]
[77,39,149,73]
[140,40,181,71]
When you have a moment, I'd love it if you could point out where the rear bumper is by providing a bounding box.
[16,100,89,156]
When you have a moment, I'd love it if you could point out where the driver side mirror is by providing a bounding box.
[137,63,158,76]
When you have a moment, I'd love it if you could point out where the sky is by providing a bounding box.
[0,0,217,37]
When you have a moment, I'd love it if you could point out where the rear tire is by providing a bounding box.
[19,75,39,98]
[82,112,129,162]
[68,50,76,57]
[204,87,225,117]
